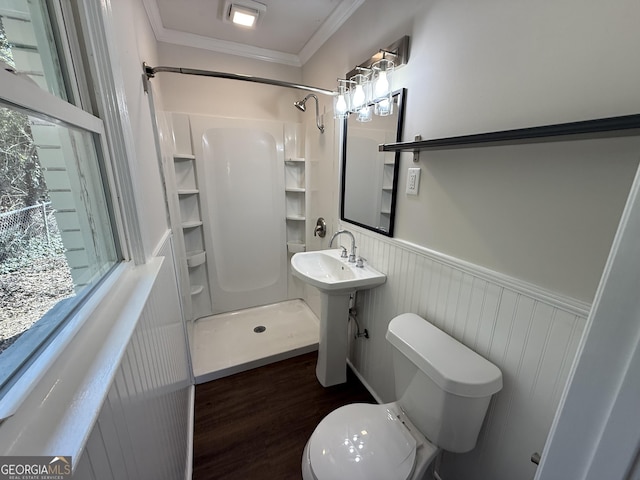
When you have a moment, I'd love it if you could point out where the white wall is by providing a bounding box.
[157,42,303,122]
[303,0,640,303]
[110,0,169,258]
[300,0,640,479]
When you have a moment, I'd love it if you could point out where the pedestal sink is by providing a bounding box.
[291,249,386,387]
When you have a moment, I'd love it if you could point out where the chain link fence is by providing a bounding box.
[0,202,64,273]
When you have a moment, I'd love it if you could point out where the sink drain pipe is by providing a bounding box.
[348,292,369,339]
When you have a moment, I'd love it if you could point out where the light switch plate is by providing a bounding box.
[406,167,420,195]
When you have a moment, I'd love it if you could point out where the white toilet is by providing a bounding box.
[302,313,503,480]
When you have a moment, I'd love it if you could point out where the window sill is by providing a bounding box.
[0,257,163,460]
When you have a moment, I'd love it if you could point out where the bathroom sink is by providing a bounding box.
[291,249,386,294]
[291,249,387,387]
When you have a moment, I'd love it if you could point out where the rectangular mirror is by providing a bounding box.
[340,88,406,236]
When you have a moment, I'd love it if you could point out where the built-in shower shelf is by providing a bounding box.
[178,189,199,195]
[287,242,306,253]
[173,153,196,161]
[284,129,306,255]
[186,250,206,268]
[169,115,214,322]
[182,220,203,229]
[190,284,204,296]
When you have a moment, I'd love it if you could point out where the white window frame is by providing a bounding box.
[0,0,145,422]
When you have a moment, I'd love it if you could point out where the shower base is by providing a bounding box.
[192,299,319,384]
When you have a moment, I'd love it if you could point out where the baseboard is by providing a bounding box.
[185,384,195,480]
[347,358,383,404]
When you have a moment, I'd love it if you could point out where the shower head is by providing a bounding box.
[294,99,307,112]
[293,94,324,133]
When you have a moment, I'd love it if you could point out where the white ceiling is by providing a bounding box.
[142,0,365,67]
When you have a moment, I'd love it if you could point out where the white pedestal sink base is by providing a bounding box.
[315,292,350,387]
[290,249,386,388]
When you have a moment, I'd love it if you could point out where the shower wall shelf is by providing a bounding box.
[170,144,213,321]
[378,113,640,159]
[190,285,204,296]
[174,153,196,160]
[284,153,307,253]
[287,242,306,253]
[181,220,203,229]
[186,250,206,268]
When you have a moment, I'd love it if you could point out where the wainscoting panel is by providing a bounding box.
[346,228,590,480]
[74,234,192,479]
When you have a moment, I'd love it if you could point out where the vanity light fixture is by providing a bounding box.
[223,0,266,29]
[338,36,409,123]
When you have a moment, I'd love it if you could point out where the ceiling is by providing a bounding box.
[142,0,365,67]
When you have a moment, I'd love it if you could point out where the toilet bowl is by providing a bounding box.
[301,402,439,480]
[302,313,503,480]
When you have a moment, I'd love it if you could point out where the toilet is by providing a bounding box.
[302,313,503,480]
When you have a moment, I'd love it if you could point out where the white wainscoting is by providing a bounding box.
[74,234,192,479]
[345,227,590,480]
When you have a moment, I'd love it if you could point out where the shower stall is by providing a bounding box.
[161,112,319,382]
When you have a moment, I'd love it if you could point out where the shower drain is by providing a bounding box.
[253,325,266,333]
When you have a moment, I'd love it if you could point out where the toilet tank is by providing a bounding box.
[386,313,502,453]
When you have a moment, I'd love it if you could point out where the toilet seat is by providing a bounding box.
[307,403,417,480]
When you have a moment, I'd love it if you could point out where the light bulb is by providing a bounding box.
[374,70,389,98]
[352,84,365,109]
[335,94,347,115]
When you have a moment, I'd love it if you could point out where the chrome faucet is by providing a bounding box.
[329,229,356,263]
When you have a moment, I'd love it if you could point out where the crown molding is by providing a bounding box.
[142,0,300,66]
[159,28,302,66]
[142,0,363,67]
[298,0,365,65]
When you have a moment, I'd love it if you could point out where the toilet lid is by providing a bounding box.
[308,404,417,480]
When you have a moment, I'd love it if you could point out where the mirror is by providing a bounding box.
[340,89,406,236]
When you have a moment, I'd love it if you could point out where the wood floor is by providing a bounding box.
[192,351,376,479]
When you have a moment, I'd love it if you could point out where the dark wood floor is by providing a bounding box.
[192,351,376,479]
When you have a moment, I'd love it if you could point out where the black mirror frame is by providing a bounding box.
[340,88,406,237]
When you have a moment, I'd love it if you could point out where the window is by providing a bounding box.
[0,1,120,400]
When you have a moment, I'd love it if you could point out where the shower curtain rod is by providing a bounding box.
[143,62,335,96]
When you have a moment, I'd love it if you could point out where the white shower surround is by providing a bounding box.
[190,116,290,314]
